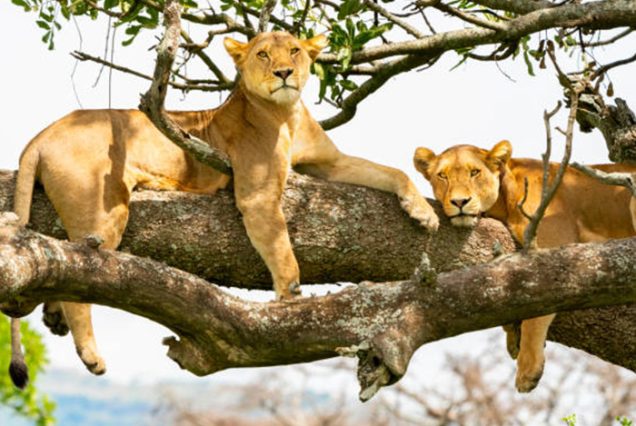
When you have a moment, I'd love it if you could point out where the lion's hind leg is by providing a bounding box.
[41,165,131,375]
[515,314,555,393]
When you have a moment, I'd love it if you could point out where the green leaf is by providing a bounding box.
[449,54,468,71]
[338,0,363,20]
[36,20,50,30]
[339,79,358,91]
[60,6,71,20]
[523,50,535,76]
[11,0,30,12]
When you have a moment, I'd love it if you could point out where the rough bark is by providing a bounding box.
[0,213,634,400]
[0,170,514,287]
[577,94,636,163]
[0,169,634,383]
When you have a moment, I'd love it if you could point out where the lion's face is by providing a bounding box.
[413,141,512,227]
[224,32,328,106]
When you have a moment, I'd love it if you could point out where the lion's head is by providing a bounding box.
[223,31,328,106]
[413,140,512,227]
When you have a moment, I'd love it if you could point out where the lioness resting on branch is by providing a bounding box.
[413,140,636,392]
[5,31,439,388]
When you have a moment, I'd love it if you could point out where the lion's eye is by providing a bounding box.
[470,169,481,177]
[438,172,447,180]
[257,51,269,59]
[290,47,300,55]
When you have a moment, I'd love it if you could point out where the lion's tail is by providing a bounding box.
[8,146,40,389]
[9,318,28,389]
[14,144,40,226]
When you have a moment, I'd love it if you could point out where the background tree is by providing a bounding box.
[2,0,636,405]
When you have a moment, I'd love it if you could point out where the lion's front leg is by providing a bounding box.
[297,154,439,231]
[237,198,301,300]
[233,156,301,300]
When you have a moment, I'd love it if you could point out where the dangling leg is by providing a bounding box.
[42,166,130,375]
[515,314,555,392]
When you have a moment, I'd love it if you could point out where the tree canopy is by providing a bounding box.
[11,0,636,129]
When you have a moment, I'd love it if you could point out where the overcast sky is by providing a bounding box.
[1,2,635,388]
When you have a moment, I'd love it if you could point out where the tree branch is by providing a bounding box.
[258,0,278,33]
[1,212,634,400]
[0,170,513,289]
[570,163,636,196]
[317,1,636,65]
[138,0,233,176]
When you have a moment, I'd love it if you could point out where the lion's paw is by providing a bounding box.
[78,348,107,376]
[275,282,302,301]
[515,354,544,393]
[42,303,69,336]
[400,194,439,231]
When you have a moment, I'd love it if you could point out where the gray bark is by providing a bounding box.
[577,94,636,163]
[0,213,634,400]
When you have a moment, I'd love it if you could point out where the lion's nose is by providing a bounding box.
[273,68,294,80]
[451,197,471,208]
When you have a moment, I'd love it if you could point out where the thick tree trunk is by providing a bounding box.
[0,170,514,287]
[0,213,634,400]
[0,169,634,384]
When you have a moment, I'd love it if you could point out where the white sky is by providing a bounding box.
[1,2,635,389]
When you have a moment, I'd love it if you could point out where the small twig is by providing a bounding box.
[420,10,436,34]
[434,2,506,32]
[516,178,533,221]
[571,163,636,197]
[583,28,634,48]
[258,0,278,33]
[292,0,312,36]
[364,0,425,39]
[179,29,231,84]
[319,53,438,129]
[522,83,583,250]
[72,50,233,93]
[592,52,636,80]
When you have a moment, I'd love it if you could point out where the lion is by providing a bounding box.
[6,31,439,388]
[413,140,636,392]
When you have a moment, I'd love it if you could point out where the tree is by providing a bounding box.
[3,0,636,401]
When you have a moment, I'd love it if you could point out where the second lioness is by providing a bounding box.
[413,140,635,392]
[8,31,438,383]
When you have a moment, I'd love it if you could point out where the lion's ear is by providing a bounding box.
[487,140,512,166]
[413,147,436,180]
[302,34,329,61]
[223,37,248,64]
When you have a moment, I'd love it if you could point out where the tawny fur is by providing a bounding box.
[6,31,438,381]
[414,140,636,393]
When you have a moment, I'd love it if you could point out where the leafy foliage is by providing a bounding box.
[8,0,636,127]
[0,318,55,426]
